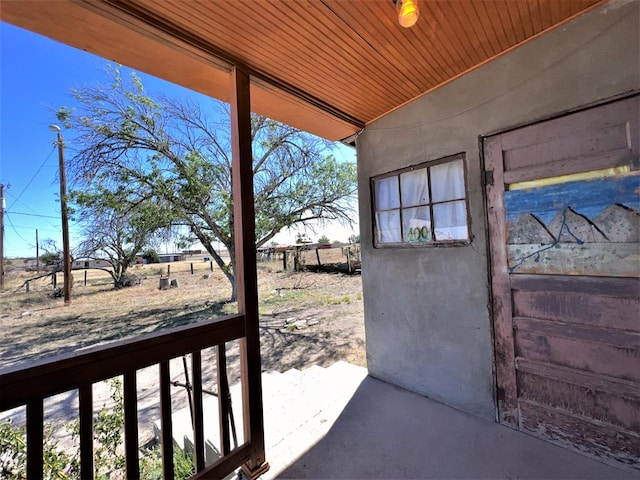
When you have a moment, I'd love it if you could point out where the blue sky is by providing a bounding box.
[1,22,357,258]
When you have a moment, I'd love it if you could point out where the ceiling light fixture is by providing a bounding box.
[394,0,419,28]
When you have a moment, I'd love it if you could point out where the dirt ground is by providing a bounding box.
[0,248,365,446]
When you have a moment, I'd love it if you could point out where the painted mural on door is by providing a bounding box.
[504,173,640,276]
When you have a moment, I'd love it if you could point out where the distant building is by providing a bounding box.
[158,253,187,263]
[72,258,110,269]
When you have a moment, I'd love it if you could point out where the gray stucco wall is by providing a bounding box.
[357,0,639,420]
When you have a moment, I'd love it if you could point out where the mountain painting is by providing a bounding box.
[503,173,640,276]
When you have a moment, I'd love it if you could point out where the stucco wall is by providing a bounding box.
[357,0,639,420]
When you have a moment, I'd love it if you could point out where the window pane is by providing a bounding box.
[375,176,400,210]
[433,200,468,240]
[400,168,429,207]
[402,206,432,242]
[431,159,465,202]
[376,210,401,243]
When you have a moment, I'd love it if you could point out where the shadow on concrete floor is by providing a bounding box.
[277,376,638,479]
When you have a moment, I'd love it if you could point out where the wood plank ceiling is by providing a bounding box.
[1,0,603,141]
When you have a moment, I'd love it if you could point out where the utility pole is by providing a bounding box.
[50,125,72,305]
[0,183,5,291]
[36,229,39,273]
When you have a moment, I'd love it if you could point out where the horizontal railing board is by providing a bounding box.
[0,314,244,411]
[516,368,640,432]
[509,274,640,298]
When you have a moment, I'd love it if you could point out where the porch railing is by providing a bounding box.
[1,64,267,480]
[0,313,259,479]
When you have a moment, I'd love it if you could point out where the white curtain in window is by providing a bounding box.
[376,211,402,243]
[375,176,400,210]
[400,169,429,207]
[375,177,401,243]
[431,159,465,202]
[434,200,468,240]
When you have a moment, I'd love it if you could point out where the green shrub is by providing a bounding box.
[140,444,194,480]
[142,249,161,264]
[0,378,194,480]
[0,419,76,479]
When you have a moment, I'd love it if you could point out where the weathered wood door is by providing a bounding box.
[484,94,640,469]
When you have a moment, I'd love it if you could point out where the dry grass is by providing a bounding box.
[0,254,364,448]
[0,255,365,372]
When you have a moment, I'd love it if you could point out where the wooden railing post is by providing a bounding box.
[26,400,44,479]
[78,384,94,479]
[191,352,205,473]
[230,65,269,479]
[124,371,140,479]
[217,345,231,456]
[159,361,175,480]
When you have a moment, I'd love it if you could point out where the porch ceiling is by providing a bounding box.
[1,0,603,141]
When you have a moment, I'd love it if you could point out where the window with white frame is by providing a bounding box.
[372,154,470,246]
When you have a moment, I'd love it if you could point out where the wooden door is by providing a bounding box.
[484,94,640,469]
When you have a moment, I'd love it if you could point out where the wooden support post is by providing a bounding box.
[167,264,171,277]
[210,261,213,272]
[230,66,268,479]
[191,263,194,275]
[316,248,321,266]
[84,270,87,286]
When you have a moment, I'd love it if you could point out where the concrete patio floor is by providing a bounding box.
[272,370,638,479]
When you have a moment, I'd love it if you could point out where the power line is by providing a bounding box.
[5,213,31,244]
[7,224,61,233]
[5,192,62,229]
[5,210,61,220]
[7,145,56,209]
